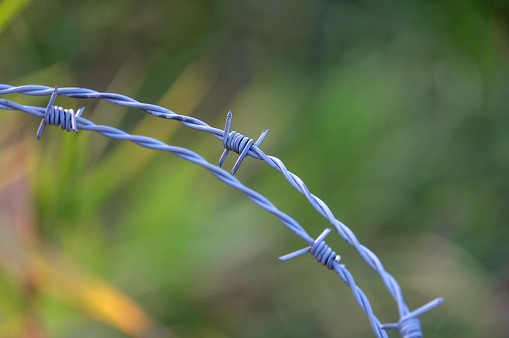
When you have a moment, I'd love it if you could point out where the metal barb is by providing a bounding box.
[280,228,336,261]
[231,138,254,175]
[218,110,233,167]
[36,86,85,139]
[380,297,445,332]
[219,111,269,175]
[36,86,59,140]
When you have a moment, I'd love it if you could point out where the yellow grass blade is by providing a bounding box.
[0,0,33,35]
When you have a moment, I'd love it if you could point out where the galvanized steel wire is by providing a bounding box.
[0,84,443,337]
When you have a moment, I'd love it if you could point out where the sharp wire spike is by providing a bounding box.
[219,148,229,167]
[407,297,444,319]
[255,129,269,146]
[316,228,332,242]
[70,109,77,133]
[223,110,232,148]
[279,246,311,261]
[231,139,253,175]
[73,107,85,133]
[37,86,59,140]
[219,110,232,167]
[76,107,85,118]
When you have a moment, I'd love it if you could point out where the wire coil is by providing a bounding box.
[310,232,340,270]
[36,86,84,140]
[398,317,421,338]
[224,131,252,155]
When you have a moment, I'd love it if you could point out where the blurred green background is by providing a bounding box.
[0,0,508,337]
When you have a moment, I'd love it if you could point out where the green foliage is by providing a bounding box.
[1,0,508,336]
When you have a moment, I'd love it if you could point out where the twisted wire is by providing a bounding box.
[0,97,387,337]
[0,85,444,337]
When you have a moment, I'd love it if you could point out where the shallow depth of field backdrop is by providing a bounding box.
[0,0,508,337]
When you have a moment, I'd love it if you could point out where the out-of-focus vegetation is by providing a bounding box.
[0,0,508,337]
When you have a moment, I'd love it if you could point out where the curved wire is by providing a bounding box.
[0,97,388,337]
[0,85,444,337]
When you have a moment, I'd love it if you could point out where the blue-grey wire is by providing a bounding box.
[0,84,445,337]
[0,86,406,304]
[0,97,387,338]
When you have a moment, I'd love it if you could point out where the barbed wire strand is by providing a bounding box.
[0,85,443,337]
[0,95,387,337]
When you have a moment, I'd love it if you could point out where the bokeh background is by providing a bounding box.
[0,0,508,337]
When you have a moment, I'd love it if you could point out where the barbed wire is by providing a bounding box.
[0,84,443,337]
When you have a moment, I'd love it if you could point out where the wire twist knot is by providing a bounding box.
[36,86,85,140]
[219,111,268,175]
[279,228,341,270]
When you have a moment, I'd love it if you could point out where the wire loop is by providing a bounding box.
[36,86,85,139]
[219,111,268,175]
